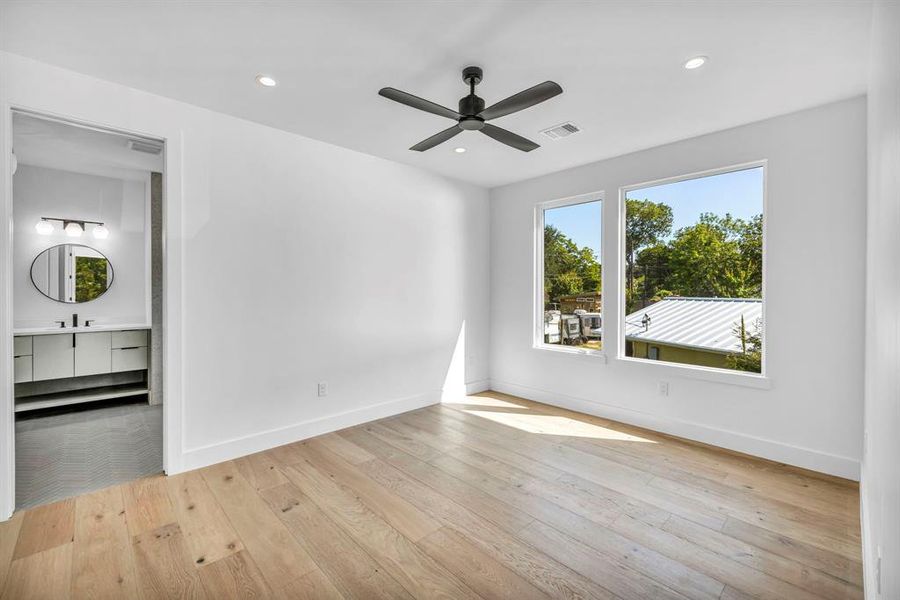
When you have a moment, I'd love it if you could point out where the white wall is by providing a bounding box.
[490,97,866,479]
[0,51,490,517]
[12,164,148,326]
[861,1,900,597]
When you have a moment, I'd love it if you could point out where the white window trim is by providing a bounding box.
[616,160,769,385]
[533,191,606,359]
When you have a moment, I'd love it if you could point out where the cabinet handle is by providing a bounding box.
[119,346,140,350]
[73,334,76,348]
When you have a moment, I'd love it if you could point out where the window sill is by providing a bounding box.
[533,344,608,362]
[616,356,771,389]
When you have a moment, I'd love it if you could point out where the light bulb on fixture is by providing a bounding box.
[64,222,83,237]
[92,224,109,239]
[255,74,277,87]
[35,220,54,235]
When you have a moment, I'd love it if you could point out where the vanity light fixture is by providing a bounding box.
[35,217,108,239]
[34,220,54,235]
[92,224,109,239]
[65,222,84,237]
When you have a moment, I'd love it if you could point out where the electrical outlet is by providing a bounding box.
[877,546,882,595]
[317,382,328,397]
[658,381,669,396]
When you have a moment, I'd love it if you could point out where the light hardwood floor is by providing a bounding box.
[0,391,863,599]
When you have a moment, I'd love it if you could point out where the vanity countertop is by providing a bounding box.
[14,323,151,336]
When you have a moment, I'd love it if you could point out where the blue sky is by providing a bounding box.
[545,166,764,262]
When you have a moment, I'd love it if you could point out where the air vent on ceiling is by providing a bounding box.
[540,121,581,140]
[127,139,163,155]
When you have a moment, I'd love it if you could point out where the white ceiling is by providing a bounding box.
[0,1,872,188]
[13,112,164,181]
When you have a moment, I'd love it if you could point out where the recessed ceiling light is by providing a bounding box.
[683,56,708,70]
[255,74,277,87]
[454,147,467,153]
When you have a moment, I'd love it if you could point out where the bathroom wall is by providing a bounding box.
[12,164,149,327]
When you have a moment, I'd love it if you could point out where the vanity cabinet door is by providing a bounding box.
[14,357,33,383]
[32,334,75,381]
[74,332,112,377]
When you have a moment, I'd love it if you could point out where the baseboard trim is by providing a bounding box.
[859,474,875,598]
[179,390,440,472]
[490,379,860,481]
[466,379,491,394]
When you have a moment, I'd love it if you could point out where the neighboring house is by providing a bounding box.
[624,297,762,369]
[558,291,602,313]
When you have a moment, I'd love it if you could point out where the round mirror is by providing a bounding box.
[30,244,114,303]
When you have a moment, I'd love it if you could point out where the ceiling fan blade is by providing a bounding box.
[410,125,463,152]
[479,81,563,121]
[480,124,539,152]
[379,87,460,121]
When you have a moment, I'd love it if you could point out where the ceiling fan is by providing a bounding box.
[378,66,563,152]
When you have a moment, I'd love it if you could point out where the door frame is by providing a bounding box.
[0,104,185,520]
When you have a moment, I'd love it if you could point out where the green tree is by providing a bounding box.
[544,225,601,309]
[667,213,761,298]
[727,316,762,373]
[625,199,673,308]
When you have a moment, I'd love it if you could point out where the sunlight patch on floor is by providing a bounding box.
[443,395,528,409]
[461,410,656,442]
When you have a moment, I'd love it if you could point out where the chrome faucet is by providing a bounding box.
[72,313,78,328]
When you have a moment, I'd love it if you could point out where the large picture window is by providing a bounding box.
[622,165,764,373]
[537,195,603,352]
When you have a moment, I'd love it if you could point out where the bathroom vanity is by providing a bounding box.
[13,324,150,412]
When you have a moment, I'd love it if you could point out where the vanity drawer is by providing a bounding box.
[111,347,148,372]
[13,336,32,357]
[14,356,33,383]
[111,330,148,349]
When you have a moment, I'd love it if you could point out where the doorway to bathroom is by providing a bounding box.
[9,110,165,510]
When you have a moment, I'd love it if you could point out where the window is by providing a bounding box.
[536,195,603,352]
[622,165,764,374]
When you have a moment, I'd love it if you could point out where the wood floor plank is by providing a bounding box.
[233,451,288,492]
[339,426,535,534]
[131,523,207,600]
[721,517,864,588]
[0,511,23,593]
[12,497,75,560]
[281,460,481,599]
[1,541,72,600]
[271,567,345,600]
[289,439,442,542]
[358,421,445,461]
[72,485,138,599]
[661,515,863,600]
[166,470,243,567]
[610,513,823,600]
[260,482,414,600]
[200,461,318,589]
[518,519,690,600]
[312,432,376,465]
[648,475,861,559]
[358,455,619,599]
[197,550,273,598]
[417,526,549,600]
[122,475,176,538]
